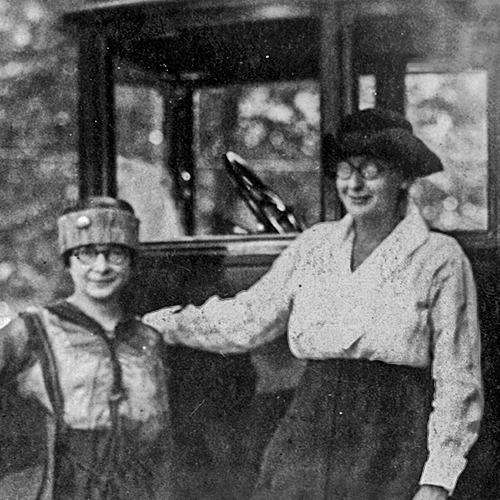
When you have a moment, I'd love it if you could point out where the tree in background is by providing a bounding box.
[0,0,84,314]
[0,0,500,319]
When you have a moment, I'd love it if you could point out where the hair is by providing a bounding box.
[396,181,413,217]
[375,160,415,216]
[61,196,137,267]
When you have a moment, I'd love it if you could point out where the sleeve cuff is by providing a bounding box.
[143,307,181,344]
[420,454,467,495]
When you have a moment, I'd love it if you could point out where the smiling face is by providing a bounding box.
[335,156,408,222]
[68,244,133,304]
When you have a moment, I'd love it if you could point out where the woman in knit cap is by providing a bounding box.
[144,108,482,500]
[0,197,173,500]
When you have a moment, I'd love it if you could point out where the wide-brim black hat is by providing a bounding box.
[328,108,444,178]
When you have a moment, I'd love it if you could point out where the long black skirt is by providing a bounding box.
[251,358,434,500]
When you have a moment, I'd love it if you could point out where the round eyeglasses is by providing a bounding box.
[72,245,131,266]
[335,159,386,181]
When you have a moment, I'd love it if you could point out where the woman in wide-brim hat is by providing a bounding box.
[144,108,483,500]
[0,197,174,500]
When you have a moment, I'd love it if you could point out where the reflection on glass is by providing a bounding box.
[359,74,376,110]
[115,84,186,241]
[116,78,321,240]
[405,71,488,231]
[193,81,321,235]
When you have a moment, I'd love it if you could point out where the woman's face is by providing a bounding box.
[335,156,408,221]
[68,244,133,303]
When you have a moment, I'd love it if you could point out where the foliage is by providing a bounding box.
[0,0,84,314]
[1,0,500,313]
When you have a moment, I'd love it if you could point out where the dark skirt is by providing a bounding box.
[251,358,434,500]
[54,427,173,500]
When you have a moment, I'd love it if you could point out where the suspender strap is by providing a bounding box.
[19,311,66,500]
[19,312,65,432]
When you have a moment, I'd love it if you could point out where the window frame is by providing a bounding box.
[63,0,500,256]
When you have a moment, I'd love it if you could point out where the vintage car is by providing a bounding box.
[59,1,500,497]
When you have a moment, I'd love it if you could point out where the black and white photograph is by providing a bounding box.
[0,0,498,499]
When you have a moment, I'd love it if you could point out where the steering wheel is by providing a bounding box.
[224,152,303,234]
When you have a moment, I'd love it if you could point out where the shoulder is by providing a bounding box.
[416,231,474,284]
[292,219,349,251]
[8,306,49,334]
[301,219,347,238]
[425,231,470,263]
[0,314,30,339]
[0,312,38,367]
[132,317,163,344]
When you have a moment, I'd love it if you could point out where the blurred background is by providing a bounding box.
[0,0,84,318]
[0,0,497,321]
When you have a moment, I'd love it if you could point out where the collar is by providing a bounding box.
[46,300,138,342]
[340,200,431,275]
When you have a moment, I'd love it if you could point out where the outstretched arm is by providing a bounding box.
[144,233,305,353]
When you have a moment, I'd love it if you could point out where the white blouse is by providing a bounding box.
[144,203,483,494]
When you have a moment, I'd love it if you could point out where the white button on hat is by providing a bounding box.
[76,215,91,229]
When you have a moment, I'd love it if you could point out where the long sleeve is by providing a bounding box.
[0,316,31,382]
[420,252,483,494]
[143,235,303,353]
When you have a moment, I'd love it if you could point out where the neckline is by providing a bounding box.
[349,222,400,273]
[46,300,136,341]
[342,203,430,276]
